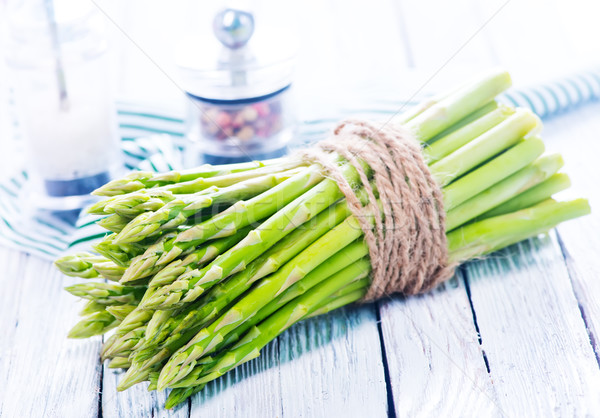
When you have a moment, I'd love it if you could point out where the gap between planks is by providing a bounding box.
[462,235,600,416]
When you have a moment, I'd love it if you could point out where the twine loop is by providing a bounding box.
[299,119,455,301]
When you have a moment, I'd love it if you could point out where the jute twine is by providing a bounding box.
[299,119,456,301]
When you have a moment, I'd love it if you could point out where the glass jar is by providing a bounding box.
[178,7,296,165]
[186,86,293,162]
[4,0,120,211]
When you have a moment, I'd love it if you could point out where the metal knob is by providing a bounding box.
[213,8,255,50]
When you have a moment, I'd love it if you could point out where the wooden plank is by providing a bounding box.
[379,276,500,417]
[102,368,190,418]
[0,249,28,404]
[541,103,600,364]
[0,254,102,417]
[189,305,388,417]
[464,235,600,416]
[190,331,283,417]
[478,0,600,407]
[277,305,388,417]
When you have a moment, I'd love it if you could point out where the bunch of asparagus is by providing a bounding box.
[55,70,590,408]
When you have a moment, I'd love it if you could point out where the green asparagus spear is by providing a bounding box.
[304,279,370,319]
[446,154,564,230]
[165,385,206,409]
[105,230,253,358]
[211,253,371,360]
[423,103,515,163]
[160,161,308,195]
[145,230,251,289]
[155,215,369,387]
[149,157,291,184]
[55,252,126,282]
[121,226,252,284]
[106,304,137,321]
[96,214,131,233]
[93,233,148,267]
[92,158,300,197]
[447,198,590,262]
[68,310,119,338]
[92,261,127,282]
[92,171,158,197]
[54,252,107,278]
[114,169,300,244]
[429,108,540,186]
[79,300,107,316]
[102,326,148,360]
[138,163,360,310]
[136,199,354,358]
[163,257,372,390]
[65,282,146,306]
[442,136,544,210]
[405,70,512,142]
[108,357,132,369]
[476,173,571,220]
[87,189,175,216]
[119,239,368,391]
[122,165,325,282]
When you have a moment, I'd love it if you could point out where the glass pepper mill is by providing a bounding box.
[179,7,295,165]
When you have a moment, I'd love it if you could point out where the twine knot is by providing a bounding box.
[299,119,455,301]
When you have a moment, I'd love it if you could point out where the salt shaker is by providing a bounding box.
[178,7,296,165]
[5,0,121,212]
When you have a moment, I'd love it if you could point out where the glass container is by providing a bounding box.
[4,0,121,211]
[178,7,295,165]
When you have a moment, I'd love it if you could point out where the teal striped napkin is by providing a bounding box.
[1,69,598,261]
[502,70,600,118]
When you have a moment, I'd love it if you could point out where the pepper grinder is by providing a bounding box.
[179,7,296,165]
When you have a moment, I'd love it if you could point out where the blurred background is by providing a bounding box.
[0,0,599,208]
[7,0,594,107]
[24,0,600,106]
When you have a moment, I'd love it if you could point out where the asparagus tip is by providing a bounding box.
[117,366,149,391]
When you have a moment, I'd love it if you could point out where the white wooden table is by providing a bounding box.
[1,0,600,416]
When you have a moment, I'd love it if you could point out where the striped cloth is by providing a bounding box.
[501,70,600,118]
[1,69,598,261]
